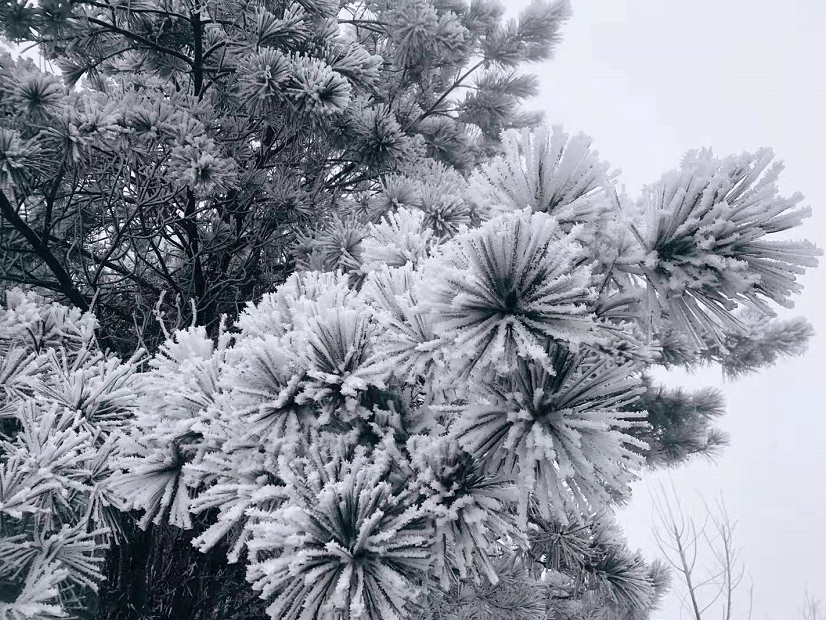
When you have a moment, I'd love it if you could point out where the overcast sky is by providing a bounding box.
[506,0,826,618]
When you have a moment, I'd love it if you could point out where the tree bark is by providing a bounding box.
[0,189,90,312]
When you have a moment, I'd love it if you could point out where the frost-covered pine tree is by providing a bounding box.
[0,2,822,620]
[102,126,817,620]
[0,0,579,613]
[6,125,816,619]
[0,289,141,618]
[0,0,566,353]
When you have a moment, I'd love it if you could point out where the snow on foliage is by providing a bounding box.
[0,289,96,355]
[409,436,524,589]
[360,265,444,387]
[235,270,358,340]
[246,442,431,620]
[2,0,815,615]
[0,290,139,616]
[421,208,597,377]
[453,346,647,521]
[0,118,820,620]
[0,560,67,619]
[361,208,436,271]
[470,125,612,226]
[634,148,821,346]
[217,334,311,446]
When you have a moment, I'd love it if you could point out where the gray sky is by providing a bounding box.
[508,0,826,617]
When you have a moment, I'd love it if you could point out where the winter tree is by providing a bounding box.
[0,0,567,353]
[652,484,825,620]
[0,0,581,613]
[2,128,819,618]
[0,0,821,619]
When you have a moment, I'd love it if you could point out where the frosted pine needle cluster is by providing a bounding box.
[633,148,820,346]
[0,0,819,617]
[0,114,819,619]
[0,291,141,616]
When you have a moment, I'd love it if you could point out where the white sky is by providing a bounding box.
[505,0,826,617]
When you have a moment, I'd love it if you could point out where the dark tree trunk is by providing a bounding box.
[96,515,269,620]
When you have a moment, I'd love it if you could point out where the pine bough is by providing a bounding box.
[0,126,819,620]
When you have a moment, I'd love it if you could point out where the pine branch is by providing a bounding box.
[406,59,485,130]
[0,189,90,312]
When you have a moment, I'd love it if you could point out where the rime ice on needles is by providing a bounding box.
[710,311,814,379]
[409,436,524,589]
[133,325,227,443]
[30,348,139,434]
[349,103,413,172]
[361,265,443,387]
[0,0,570,359]
[107,326,231,530]
[471,125,612,226]
[287,54,352,117]
[9,73,64,119]
[188,450,285,563]
[298,307,384,423]
[0,523,108,592]
[422,208,596,377]
[324,40,382,92]
[361,208,436,271]
[636,148,820,346]
[237,49,292,112]
[3,0,773,612]
[216,335,312,446]
[526,507,670,618]
[253,5,309,50]
[453,347,647,520]
[0,291,134,616]
[234,270,359,340]
[294,216,368,273]
[418,184,472,239]
[108,441,194,530]
[246,444,431,620]
[368,175,424,220]
[0,560,67,620]
[0,101,821,620]
[0,129,43,190]
[390,0,442,70]
[0,289,97,354]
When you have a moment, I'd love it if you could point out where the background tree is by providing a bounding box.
[652,484,825,620]
[801,594,826,620]
[652,484,749,620]
[0,0,568,354]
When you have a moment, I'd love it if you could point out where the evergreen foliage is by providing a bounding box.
[0,1,821,619]
[0,290,141,617]
[0,0,568,353]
